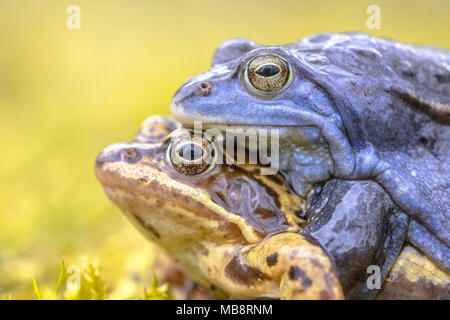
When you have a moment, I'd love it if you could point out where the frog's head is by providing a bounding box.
[171,37,342,129]
[95,116,305,293]
[95,116,303,244]
[96,116,346,299]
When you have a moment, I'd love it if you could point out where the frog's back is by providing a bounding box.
[289,33,450,126]
[288,33,450,249]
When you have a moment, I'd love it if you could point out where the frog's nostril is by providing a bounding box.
[197,82,213,97]
[122,148,142,163]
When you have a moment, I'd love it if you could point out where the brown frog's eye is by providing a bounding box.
[244,55,292,94]
[167,135,216,175]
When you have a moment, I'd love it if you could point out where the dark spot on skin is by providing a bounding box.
[310,258,324,271]
[214,191,226,204]
[390,86,450,124]
[122,148,141,163]
[261,185,282,212]
[145,223,161,239]
[254,208,277,220]
[292,288,305,296]
[419,136,436,149]
[435,73,450,84]
[401,69,415,78]
[320,290,332,300]
[288,266,299,280]
[290,249,298,259]
[225,255,268,286]
[262,172,284,186]
[350,47,380,60]
[266,253,279,267]
[130,214,160,239]
[395,60,415,78]
[155,197,165,208]
[377,270,450,300]
[419,136,428,144]
[199,245,209,257]
[295,209,306,219]
[289,266,312,289]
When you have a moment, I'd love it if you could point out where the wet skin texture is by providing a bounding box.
[304,179,409,299]
[95,117,344,300]
[96,117,449,299]
[170,33,450,273]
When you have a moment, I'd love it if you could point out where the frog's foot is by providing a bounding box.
[244,232,344,300]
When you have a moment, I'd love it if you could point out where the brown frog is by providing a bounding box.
[95,116,343,299]
[95,116,449,299]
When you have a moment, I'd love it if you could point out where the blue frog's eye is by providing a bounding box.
[244,55,293,95]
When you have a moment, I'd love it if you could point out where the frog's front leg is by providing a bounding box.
[244,232,344,300]
[302,179,409,299]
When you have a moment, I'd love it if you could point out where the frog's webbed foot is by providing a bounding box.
[244,232,344,300]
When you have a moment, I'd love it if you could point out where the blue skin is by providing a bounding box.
[170,33,450,269]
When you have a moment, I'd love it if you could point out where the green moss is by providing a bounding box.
[18,260,173,300]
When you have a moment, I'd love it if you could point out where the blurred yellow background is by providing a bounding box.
[0,0,449,299]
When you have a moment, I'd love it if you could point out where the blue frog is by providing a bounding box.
[170,33,450,278]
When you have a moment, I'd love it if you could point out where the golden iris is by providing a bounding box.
[246,55,290,92]
[167,135,216,175]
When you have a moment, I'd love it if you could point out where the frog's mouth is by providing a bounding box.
[95,145,266,245]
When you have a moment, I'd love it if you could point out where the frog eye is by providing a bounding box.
[167,136,216,175]
[244,55,293,95]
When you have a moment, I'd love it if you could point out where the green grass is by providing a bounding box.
[6,259,173,300]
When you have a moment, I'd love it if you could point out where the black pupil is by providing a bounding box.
[255,64,280,77]
[178,143,204,161]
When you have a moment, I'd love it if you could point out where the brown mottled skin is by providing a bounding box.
[378,246,450,300]
[96,116,449,299]
[95,116,343,300]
